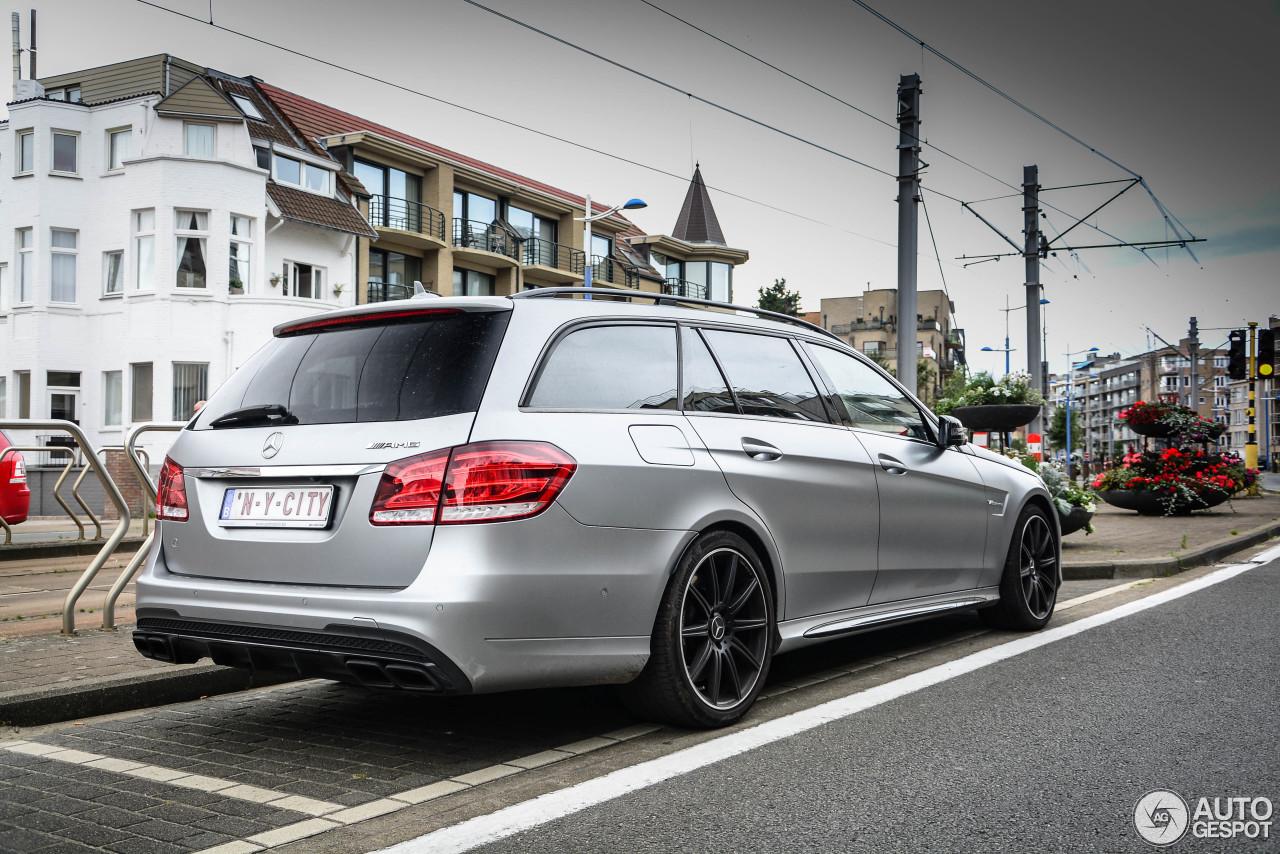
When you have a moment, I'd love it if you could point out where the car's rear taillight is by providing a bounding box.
[156,458,189,521]
[9,454,25,483]
[369,449,451,525]
[369,442,575,526]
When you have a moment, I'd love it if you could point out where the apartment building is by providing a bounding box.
[818,288,964,402]
[1,54,749,461]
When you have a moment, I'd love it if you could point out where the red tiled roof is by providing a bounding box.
[257,82,620,218]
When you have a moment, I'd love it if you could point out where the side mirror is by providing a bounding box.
[937,415,967,448]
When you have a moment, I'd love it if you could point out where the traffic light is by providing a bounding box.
[1258,329,1275,379]
[1227,330,1247,380]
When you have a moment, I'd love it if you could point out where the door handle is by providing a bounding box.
[741,439,783,461]
[878,453,908,475]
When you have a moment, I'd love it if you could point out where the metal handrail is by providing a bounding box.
[590,256,642,289]
[0,419,131,635]
[522,238,585,274]
[103,423,186,630]
[452,219,519,261]
[71,453,104,540]
[367,195,446,241]
[366,280,417,303]
[3,446,80,540]
[662,278,706,300]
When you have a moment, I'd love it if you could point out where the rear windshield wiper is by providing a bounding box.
[208,403,298,429]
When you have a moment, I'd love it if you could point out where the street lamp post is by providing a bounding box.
[576,195,647,299]
[1063,345,1099,481]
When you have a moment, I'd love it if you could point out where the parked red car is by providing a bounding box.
[0,430,31,525]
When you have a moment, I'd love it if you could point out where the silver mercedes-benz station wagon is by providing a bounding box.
[133,289,1060,728]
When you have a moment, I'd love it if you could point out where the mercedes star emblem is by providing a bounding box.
[262,431,284,459]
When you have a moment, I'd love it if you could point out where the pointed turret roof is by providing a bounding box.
[672,165,726,245]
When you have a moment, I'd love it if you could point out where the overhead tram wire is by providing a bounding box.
[133,0,914,254]
[847,0,1198,256]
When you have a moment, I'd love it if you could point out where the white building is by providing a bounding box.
[0,55,375,460]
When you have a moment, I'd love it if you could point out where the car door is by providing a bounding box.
[685,326,881,619]
[803,342,989,604]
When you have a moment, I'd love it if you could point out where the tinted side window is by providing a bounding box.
[804,343,930,441]
[701,329,829,422]
[528,324,678,410]
[681,327,736,413]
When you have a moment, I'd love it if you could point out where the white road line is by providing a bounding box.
[375,559,1268,854]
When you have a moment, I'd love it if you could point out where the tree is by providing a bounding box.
[1048,405,1084,453]
[757,278,802,316]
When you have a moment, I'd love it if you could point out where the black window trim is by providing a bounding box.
[691,324,838,426]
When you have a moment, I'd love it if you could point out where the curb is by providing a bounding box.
[0,537,147,562]
[0,661,298,728]
[1062,518,1280,580]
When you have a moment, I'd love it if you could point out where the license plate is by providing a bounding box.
[218,485,334,528]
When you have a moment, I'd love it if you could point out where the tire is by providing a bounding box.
[618,531,775,728]
[980,504,1060,631]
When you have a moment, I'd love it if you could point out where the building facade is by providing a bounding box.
[1,55,750,465]
[818,288,964,403]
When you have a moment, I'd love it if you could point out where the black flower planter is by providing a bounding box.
[950,404,1042,432]
[1058,506,1094,536]
[1128,421,1177,438]
[1100,488,1229,516]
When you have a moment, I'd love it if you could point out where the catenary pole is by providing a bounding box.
[896,74,921,395]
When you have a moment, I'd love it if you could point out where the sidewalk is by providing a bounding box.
[2,491,1278,728]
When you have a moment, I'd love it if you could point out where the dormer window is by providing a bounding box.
[272,152,330,195]
[230,93,264,120]
[48,86,82,102]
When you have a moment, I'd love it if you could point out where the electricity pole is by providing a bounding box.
[1023,166,1043,432]
[896,73,921,396]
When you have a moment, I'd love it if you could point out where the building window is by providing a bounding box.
[107,128,131,171]
[368,249,421,300]
[709,262,732,302]
[285,261,323,299]
[229,215,253,293]
[175,210,209,289]
[452,268,494,297]
[103,251,123,296]
[16,371,31,418]
[254,146,271,170]
[184,123,215,158]
[0,376,5,418]
[103,371,122,427]
[273,153,330,194]
[229,93,264,120]
[172,363,208,420]
[0,265,6,311]
[51,131,78,174]
[16,130,33,175]
[863,341,884,355]
[131,363,153,421]
[17,228,33,303]
[48,85,81,102]
[134,209,155,290]
[50,229,77,302]
[355,159,422,229]
[47,371,81,424]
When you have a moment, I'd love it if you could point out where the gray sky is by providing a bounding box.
[14,0,1279,374]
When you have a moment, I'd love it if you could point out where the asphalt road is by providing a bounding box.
[2,558,1277,854]
[454,558,1280,854]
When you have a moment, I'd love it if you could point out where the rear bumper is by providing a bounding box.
[133,611,470,693]
[133,504,693,693]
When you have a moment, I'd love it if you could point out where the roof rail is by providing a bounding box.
[509,287,841,342]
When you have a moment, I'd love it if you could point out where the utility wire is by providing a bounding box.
[134,0,928,257]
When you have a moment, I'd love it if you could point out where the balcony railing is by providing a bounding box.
[366,280,417,303]
[368,196,445,241]
[522,238,585,275]
[662,278,706,300]
[453,219,519,261]
[590,256,642,289]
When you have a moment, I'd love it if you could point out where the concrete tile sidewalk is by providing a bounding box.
[1,491,1277,728]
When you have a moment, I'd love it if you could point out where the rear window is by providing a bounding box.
[193,312,509,427]
[526,324,678,410]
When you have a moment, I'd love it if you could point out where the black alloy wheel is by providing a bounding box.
[981,505,1060,631]
[618,531,775,728]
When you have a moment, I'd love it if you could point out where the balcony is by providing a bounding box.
[366,280,418,303]
[368,196,446,249]
[590,256,642,290]
[946,328,965,349]
[452,219,519,266]
[662,278,706,300]
[522,238,585,283]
